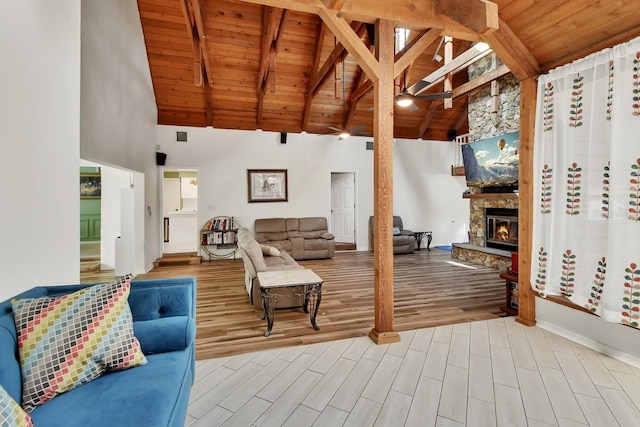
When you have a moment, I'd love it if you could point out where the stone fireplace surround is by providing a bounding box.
[451,193,519,271]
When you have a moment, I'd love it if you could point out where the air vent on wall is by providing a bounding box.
[366,141,373,150]
[176,131,187,142]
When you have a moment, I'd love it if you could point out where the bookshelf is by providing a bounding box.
[200,216,240,260]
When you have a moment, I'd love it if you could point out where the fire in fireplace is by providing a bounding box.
[485,208,518,250]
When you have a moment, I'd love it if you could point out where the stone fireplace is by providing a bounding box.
[452,193,519,270]
[485,208,518,250]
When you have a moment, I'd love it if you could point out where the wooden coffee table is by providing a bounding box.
[257,269,323,337]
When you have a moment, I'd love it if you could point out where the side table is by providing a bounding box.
[414,231,433,251]
[499,271,518,316]
[257,269,323,337]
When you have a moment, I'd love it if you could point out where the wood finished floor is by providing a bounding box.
[82,249,507,360]
[185,317,640,427]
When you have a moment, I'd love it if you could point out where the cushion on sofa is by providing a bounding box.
[28,350,193,427]
[11,276,147,412]
[0,384,33,427]
[260,244,280,256]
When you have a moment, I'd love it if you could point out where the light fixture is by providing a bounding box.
[475,42,490,52]
[395,94,414,108]
[338,131,350,140]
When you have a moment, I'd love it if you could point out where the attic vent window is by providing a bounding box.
[176,131,188,142]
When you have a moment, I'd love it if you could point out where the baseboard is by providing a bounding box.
[535,320,640,369]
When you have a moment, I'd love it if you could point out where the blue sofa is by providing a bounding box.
[0,277,196,427]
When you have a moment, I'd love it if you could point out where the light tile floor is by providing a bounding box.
[186,317,640,427]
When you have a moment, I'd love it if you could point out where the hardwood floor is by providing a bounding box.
[82,249,506,360]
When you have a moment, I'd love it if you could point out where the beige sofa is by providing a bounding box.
[237,227,304,308]
[369,215,416,254]
[255,217,335,260]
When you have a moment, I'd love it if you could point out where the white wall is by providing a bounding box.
[80,0,160,271]
[157,126,469,251]
[536,298,640,365]
[0,1,81,300]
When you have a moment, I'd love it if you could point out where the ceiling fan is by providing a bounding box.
[325,59,371,140]
[395,79,452,112]
[393,30,452,112]
[326,124,370,140]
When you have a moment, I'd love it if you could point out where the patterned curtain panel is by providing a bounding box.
[532,36,640,329]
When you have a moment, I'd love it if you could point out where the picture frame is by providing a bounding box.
[247,169,288,203]
[80,173,101,199]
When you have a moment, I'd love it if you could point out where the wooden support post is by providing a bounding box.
[369,18,400,345]
[443,36,453,109]
[490,80,500,113]
[516,76,537,327]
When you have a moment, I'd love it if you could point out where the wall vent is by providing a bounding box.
[176,131,188,142]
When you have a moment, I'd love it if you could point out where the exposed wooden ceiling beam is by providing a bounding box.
[319,8,379,81]
[322,0,345,10]
[302,21,327,131]
[409,43,494,95]
[274,10,289,52]
[350,29,441,109]
[418,101,437,138]
[481,18,539,79]
[191,0,213,86]
[452,63,510,98]
[257,7,284,93]
[344,53,368,130]
[433,0,498,35]
[203,64,213,126]
[234,0,480,41]
[393,29,441,80]
[179,0,202,86]
[309,22,364,96]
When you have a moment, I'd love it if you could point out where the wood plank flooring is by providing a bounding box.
[82,249,506,360]
[185,318,640,427]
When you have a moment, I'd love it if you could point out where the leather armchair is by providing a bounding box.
[369,215,416,254]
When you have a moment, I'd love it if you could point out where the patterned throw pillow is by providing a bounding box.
[0,385,33,427]
[11,275,147,412]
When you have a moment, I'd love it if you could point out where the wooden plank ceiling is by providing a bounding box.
[137,0,640,141]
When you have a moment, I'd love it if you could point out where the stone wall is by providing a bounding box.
[452,244,510,271]
[469,197,519,246]
[467,54,520,142]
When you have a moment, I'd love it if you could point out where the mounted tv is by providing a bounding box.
[462,131,519,188]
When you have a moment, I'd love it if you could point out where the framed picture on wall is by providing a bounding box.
[247,169,288,203]
[80,173,101,199]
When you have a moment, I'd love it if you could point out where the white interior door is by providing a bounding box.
[331,172,355,243]
[163,178,181,215]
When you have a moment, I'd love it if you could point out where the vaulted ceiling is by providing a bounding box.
[136,0,640,141]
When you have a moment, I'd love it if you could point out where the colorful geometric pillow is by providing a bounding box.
[11,275,147,412]
[0,385,33,427]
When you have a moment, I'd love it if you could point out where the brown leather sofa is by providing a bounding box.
[255,217,335,260]
[369,216,416,254]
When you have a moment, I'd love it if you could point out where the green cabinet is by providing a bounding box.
[80,199,101,241]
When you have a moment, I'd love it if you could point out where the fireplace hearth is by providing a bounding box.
[485,208,518,251]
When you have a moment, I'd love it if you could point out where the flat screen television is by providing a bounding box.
[462,131,519,188]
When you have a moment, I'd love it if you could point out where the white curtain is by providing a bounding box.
[532,36,640,329]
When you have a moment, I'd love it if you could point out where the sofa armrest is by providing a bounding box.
[320,232,335,240]
[290,234,304,259]
[400,229,415,236]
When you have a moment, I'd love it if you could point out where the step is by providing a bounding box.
[153,253,202,267]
